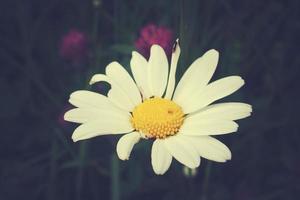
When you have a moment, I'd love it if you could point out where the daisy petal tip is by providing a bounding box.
[106,61,120,72]
[130,51,141,64]
[153,168,166,175]
[187,158,201,169]
[116,149,130,161]
[231,76,245,89]
[130,52,135,60]
[150,44,163,52]
[71,136,79,143]
[63,112,69,121]
[117,154,129,161]
[151,44,159,49]
[63,111,75,123]
[235,76,244,84]
[245,110,253,118]
[195,160,201,168]
[234,124,239,132]
[116,132,140,162]
[205,49,219,59]
[69,91,79,98]
[131,51,138,57]
[240,77,245,85]
[249,105,253,113]
[154,171,165,175]
[172,42,181,57]
[89,76,97,85]
[105,64,113,74]
[211,49,219,54]
[226,152,232,161]
[173,38,180,49]
[71,131,83,142]
[67,98,72,104]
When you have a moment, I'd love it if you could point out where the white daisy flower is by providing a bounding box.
[64,40,252,175]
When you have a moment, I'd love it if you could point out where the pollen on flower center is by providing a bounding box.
[131,97,184,139]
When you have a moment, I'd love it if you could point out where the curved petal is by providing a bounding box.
[106,61,141,106]
[173,49,219,103]
[68,90,125,112]
[64,108,130,124]
[90,73,111,85]
[69,90,111,109]
[107,87,134,112]
[188,102,252,121]
[89,74,135,111]
[164,136,200,168]
[147,45,169,97]
[71,114,133,142]
[178,76,245,114]
[116,132,141,160]
[165,39,180,99]
[130,51,151,99]
[151,139,172,175]
[180,119,239,136]
[184,136,231,162]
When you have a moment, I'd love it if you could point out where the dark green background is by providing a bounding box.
[0,0,299,199]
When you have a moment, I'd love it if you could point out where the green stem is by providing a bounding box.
[48,138,58,200]
[54,128,76,159]
[110,154,120,200]
[201,161,212,200]
[110,1,121,199]
[76,141,88,200]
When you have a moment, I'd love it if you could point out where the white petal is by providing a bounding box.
[173,49,219,103]
[69,90,119,110]
[64,108,130,124]
[151,139,172,175]
[147,45,169,97]
[180,119,239,136]
[178,76,245,114]
[71,114,133,142]
[89,73,110,85]
[89,74,135,111]
[106,62,141,106]
[164,136,200,168]
[116,132,141,160]
[165,39,181,99]
[107,86,134,112]
[188,102,252,121]
[184,136,231,162]
[130,51,151,99]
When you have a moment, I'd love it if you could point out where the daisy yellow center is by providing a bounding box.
[131,97,184,139]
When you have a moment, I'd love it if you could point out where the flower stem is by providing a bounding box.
[76,141,88,200]
[110,154,120,200]
[110,1,121,199]
[201,161,212,200]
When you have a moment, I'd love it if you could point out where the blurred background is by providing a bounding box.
[0,0,299,199]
